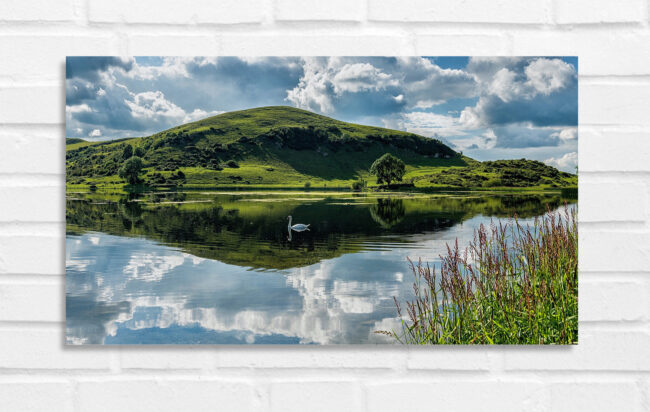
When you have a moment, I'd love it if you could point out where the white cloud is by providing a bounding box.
[487,68,523,102]
[66,104,92,114]
[545,151,577,172]
[125,90,186,120]
[414,99,444,109]
[401,111,467,138]
[286,57,334,113]
[286,57,477,114]
[525,58,575,96]
[124,90,222,126]
[88,129,102,137]
[183,108,224,123]
[551,127,577,141]
[331,62,397,94]
[126,57,191,80]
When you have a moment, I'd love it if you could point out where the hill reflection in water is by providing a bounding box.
[66,191,576,344]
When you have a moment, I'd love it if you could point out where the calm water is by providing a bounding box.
[66,190,576,344]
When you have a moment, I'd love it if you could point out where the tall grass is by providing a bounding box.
[381,206,577,344]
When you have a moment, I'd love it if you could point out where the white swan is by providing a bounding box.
[288,215,310,232]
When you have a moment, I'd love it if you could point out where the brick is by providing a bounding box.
[0,0,76,22]
[0,382,74,412]
[580,280,647,321]
[548,382,643,411]
[127,35,219,56]
[368,0,549,23]
[407,347,492,370]
[511,31,650,75]
[580,83,650,126]
[415,34,509,56]
[580,231,650,272]
[504,330,650,370]
[270,382,362,412]
[579,180,646,222]
[0,35,118,82]
[215,347,406,369]
[0,127,64,174]
[88,0,265,24]
[218,34,415,55]
[579,128,650,171]
[555,0,645,24]
[0,187,64,222]
[0,236,64,275]
[120,348,215,370]
[0,329,111,369]
[0,87,63,124]
[275,0,365,21]
[0,282,63,322]
[76,380,257,412]
[366,381,546,412]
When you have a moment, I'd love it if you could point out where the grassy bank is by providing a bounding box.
[381,206,578,344]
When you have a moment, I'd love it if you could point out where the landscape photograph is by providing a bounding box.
[66,56,578,345]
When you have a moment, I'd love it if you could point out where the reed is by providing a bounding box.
[381,206,578,344]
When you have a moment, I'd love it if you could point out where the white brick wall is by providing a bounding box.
[0,0,648,410]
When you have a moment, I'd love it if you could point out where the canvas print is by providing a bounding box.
[66,57,578,345]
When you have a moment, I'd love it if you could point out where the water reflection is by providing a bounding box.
[66,191,576,344]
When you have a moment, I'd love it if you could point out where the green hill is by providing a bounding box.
[65,106,576,190]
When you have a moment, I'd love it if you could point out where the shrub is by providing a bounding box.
[351,178,366,192]
[122,144,133,159]
[226,160,239,168]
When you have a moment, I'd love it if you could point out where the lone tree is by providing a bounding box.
[118,156,144,184]
[370,153,405,185]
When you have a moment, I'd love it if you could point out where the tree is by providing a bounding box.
[122,144,133,159]
[370,153,405,185]
[134,146,145,157]
[118,156,144,184]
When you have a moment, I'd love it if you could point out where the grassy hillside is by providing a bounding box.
[66,106,576,190]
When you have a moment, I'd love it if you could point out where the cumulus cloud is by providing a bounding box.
[65,55,578,168]
[400,111,466,138]
[545,151,578,173]
[551,128,578,141]
[331,62,398,94]
[88,129,101,137]
[286,57,476,117]
[66,56,134,81]
[461,57,577,129]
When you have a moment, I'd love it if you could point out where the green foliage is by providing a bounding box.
[122,144,133,160]
[383,208,578,344]
[419,158,576,189]
[66,138,86,145]
[351,178,366,192]
[118,156,144,184]
[370,153,406,185]
[65,106,575,190]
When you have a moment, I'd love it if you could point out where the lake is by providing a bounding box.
[65,190,576,344]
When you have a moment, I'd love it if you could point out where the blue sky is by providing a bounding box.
[66,56,578,172]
